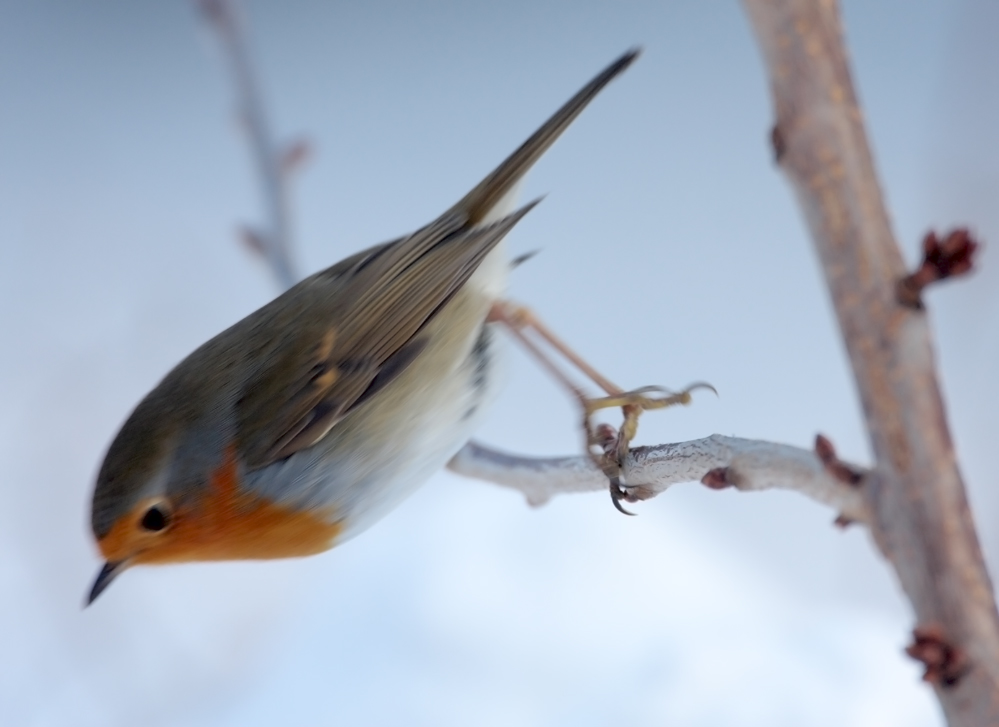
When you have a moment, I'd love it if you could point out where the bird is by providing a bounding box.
[87,49,640,604]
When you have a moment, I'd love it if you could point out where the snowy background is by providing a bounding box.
[1,1,997,725]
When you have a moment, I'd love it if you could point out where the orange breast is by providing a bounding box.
[98,450,343,565]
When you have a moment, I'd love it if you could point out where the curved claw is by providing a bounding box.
[582,381,715,517]
[684,381,719,397]
[609,479,637,516]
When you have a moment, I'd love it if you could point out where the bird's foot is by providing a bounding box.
[489,300,714,515]
[583,384,715,515]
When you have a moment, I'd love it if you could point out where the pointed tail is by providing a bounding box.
[450,48,641,226]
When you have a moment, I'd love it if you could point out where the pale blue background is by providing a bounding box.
[1,1,997,725]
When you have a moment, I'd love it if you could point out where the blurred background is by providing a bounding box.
[1,1,997,725]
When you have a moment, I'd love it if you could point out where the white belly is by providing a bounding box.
[243,243,508,543]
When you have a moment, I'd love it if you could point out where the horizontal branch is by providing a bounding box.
[449,434,869,524]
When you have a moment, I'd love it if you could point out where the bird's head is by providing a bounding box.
[87,390,341,605]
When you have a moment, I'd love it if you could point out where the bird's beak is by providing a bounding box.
[86,560,127,606]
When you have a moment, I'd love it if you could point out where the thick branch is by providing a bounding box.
[742,0,999,722]
[449,435,869,524]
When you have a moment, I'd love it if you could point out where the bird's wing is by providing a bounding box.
[235,206,535,469]
[234,49,639,469]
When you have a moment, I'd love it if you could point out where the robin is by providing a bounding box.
[87,50,644,604]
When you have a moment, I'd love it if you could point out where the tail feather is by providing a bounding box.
[450,48,640,226]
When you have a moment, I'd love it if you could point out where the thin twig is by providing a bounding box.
[448,434,869,524]
[196,0,301,290]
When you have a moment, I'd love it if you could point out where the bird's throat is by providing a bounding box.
[98,448,343,566]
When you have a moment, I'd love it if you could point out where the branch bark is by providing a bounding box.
[449,435,869,524]
[741,0,999,723]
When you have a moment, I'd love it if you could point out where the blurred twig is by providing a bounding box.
[196,0,305,290]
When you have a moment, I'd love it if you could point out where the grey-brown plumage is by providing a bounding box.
[89,50,640,587]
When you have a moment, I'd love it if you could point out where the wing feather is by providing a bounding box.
[232,49,639,469]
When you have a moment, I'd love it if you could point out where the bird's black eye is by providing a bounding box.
[140,504,170,532]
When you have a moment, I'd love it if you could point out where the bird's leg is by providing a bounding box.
[487,301,711,514]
